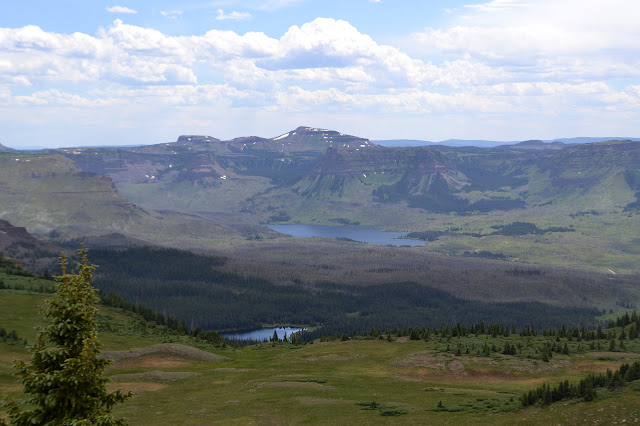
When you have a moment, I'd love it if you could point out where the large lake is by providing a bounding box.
[265,224,424,247]
[222,327,305,341]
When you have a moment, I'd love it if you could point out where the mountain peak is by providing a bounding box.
[496,140,567,151]
[269,127,375,152]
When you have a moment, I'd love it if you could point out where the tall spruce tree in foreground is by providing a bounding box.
[7,249,130,425]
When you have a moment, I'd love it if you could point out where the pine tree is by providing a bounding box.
[7,249,131,425]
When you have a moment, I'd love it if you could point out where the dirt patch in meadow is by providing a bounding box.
[304,353,368,362]
[497,357,571,374]
[570,358,638,373]
[391,351,572,379]
[102,343,225,365]
[448,361,466,375]
[586,352,640,359]
[389,352,447,370]
[111,355,189,369]
[0,383,22,393]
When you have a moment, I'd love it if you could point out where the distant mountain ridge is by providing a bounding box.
[22,129,640,221]
[5,127,640,150]
[373,137,640,148]
[2,127,640,275]
[0,142,17,153]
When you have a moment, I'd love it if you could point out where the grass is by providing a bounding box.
[104,337,640,424]
[117,176,274,213]
[2,276,640,424]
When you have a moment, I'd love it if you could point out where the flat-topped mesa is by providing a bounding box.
[0,219,62,273]
[294,144,468,202]
[176,135,220,144]
[226,136,273,152]
[496,140,567,151]
[0,219,33,241]
[268,126,375,153]
[131,135,225,154]
[308,145,453,178]
[170,128,376,154]
[175,152,223,186]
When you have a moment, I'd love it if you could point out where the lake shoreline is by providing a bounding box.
[221,326,306,341]
[264,224,425,247]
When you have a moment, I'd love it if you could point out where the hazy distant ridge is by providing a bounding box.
[373,137,640,148]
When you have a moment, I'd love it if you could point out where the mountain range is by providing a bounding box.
[373,136,640,148]
[1,126,639,275]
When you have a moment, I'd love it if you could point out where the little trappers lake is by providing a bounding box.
[222,327,305,341]
[265,224,425,247]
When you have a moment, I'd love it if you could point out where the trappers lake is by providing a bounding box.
[265,224,425,247]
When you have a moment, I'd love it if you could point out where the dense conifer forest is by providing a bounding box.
[89,247,602,334]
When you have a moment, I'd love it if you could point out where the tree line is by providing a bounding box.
[522,361,640,406]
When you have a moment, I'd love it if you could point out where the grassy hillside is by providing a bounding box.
[0,153,147,235]
[0,153,263,250]
[2,267,639,424]
[109,338,640,425]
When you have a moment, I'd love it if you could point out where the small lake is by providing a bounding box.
[265,224,424,247]
[221,327,305,341]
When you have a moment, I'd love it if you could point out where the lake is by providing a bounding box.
[221,327,305,341]
[265,224,424,247]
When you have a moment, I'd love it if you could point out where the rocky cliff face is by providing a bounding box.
[293,145,466,203]
[0,219,61,273]
[0,153,147,235]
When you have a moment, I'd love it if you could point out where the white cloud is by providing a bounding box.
[194,28,278,61]
[106,5,138,14]
[105,19,190,60]
[628,85,640,98]
[464,0,532,13]
[1,12,639,146]
[216,9,252,21]
[411,0,640,81]
[1,16,636,94]
[161,10,183,19]
[274,86,513,115]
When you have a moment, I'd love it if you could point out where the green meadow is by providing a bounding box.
[2,272,639,424]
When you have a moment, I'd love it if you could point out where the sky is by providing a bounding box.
[1,0,639,148]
